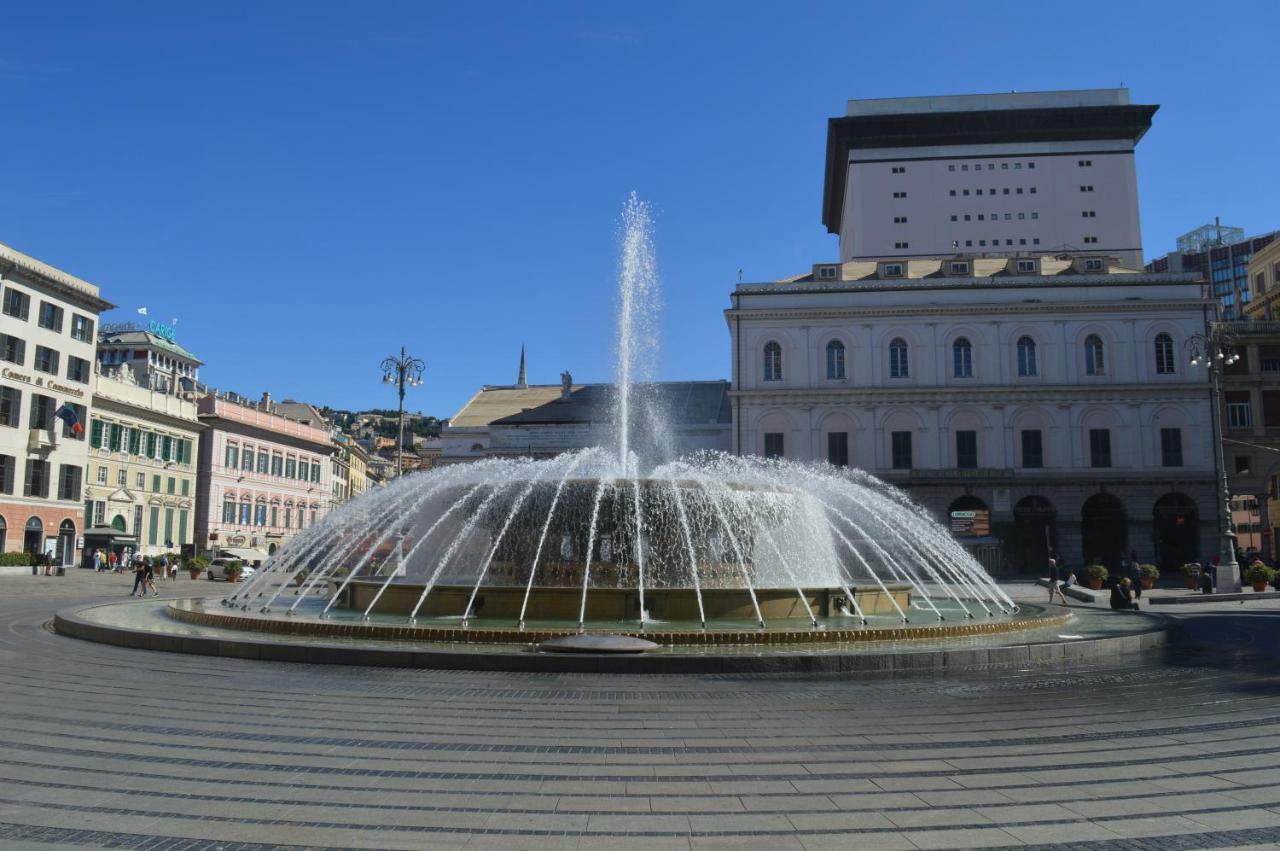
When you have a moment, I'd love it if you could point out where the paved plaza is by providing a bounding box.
[2,572,1280,850]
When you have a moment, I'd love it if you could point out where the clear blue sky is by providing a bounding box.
[3,1,1276,418]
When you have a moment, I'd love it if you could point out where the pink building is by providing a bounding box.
[194,392,333,559]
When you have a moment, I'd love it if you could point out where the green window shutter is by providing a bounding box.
[178,510,188,547]
[163,508,174,547]
[128,429,142,455]
[181,478,189,496]
[108,424,122,451]
[161,436,172,461]
[166,477,174,495]
[89,419,104,449]
[151,474,160,492]
[148,507,159,546]
[146,432,157,458]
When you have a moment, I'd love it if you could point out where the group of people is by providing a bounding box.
[88,549,177,596]
[1045,550,1144,611]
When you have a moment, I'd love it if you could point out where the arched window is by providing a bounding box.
[952,337,973,378]
[1016,336,1038,377]
[889,338,909,378]
[1154,332,1176,374]
[1085,334,1105,375]
[763,341,783,382]
[825,340,846,380]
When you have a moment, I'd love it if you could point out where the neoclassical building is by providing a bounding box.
[728,254,1218,574]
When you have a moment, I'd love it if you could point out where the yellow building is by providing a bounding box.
[348,438,370,496]
[84,364,202,558]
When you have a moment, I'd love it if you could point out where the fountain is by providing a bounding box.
[219,194,1019,643]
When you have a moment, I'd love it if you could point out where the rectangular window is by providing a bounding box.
[58,464,82,501]
[285,457,297,478]
[225,444,239,469]
[1089,429,1112,468]
[96,466,107,485]
[827,432,849,468]
[160,435,173,462]
[149,507,159,546]
[136,471,144,489]
[33,345,59,375]
[254,503,267,526]
[955,430,978,469]
[311,462,321,483]
[0,333,24,365]
[93,500,105,526]
[892,191,906,198]
[134,505,144,536]
[1160,428,1183,467]
[181,478,190,496]
[127,428,142,455]
[166,476,175,495]
[0,387,21,428]
[117,468,126,487]
[0,454,14,494]
[284,507,292,529]
[241,446,254,470]
[24,458,50,498]
[1227,398,1252,428]
[222,500,236,523]
[178,510,188,548]
[146,431,157,458]
[271,454,283,476]
[107,421,122,450]
[1235,455,1251,474]
[30,394,54,431]
[270,506,278,527]
[70,314,94,343]
[240,502,251,525]
[163,508,174,548]
[894,241,909,249]
[257,451,269,474]
[763,433,784,459]
[298,509,305,529]
[891,432,913,469]
[37,302,64,332]
[151,474,161,492]
[1021,429,1043,468]
[2,287,30,320]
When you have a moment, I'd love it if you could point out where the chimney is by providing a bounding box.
[261,391,273,412]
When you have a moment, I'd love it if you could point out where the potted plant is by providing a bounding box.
[186,556,209,580]
[1242,561,1275,593]
[1180,563,1202,590]
[1137,563,1159,590]
[224,560,244,583]
[294,568,309,587]
[1085,564,1108,591]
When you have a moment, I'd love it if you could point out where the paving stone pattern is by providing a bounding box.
[3,572,1280,850]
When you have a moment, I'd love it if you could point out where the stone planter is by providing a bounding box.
[1253,581,1269,592]
[1088,578,1103,590]
[1140,577,1154,590]
[188,569,202,580]
[1183,576,1198,589]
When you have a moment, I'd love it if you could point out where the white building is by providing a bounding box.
[823,89,1154,269]
[727,255,1217,574]
[0,241,113,564]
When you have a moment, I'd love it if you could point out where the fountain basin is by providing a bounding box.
[338,580,911,622]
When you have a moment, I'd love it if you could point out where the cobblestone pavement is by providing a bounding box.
[2,572,1280,850]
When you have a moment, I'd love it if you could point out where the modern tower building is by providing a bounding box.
[1146,221,1278,319]
[822,89,1156,269]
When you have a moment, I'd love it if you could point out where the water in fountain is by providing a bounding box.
[231,196,1014,631]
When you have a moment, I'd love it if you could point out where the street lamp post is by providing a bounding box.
[380,346,426,478]
[1187,327,1242,593]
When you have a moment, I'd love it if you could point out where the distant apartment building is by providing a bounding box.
[84,362,202,559]
[193,392,333,559]
[823,88,1154,269]
[0,241,113,564]
[1146,222,1278,319]
[97,321,202,392]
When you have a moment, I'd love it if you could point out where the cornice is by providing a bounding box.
[730,383,1211,405]
[725,300,1210,323]
[91,392,205,433]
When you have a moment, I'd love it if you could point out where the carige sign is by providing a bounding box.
[148,320,177,342]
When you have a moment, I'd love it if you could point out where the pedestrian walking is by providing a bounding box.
[1047,556,1069,605]
[42,551,53,576]
[92,549,103,572]
[144,557,158,596]
[130,557,147,596]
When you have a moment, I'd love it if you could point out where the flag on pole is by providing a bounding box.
[54,404,84,435]
[137,306,148,316]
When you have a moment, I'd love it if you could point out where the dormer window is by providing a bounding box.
[1084,259,1104,271]
[815,264,839,281]
[882,263,904,278]
[1016,260,1038,273]
[949,262,970,275]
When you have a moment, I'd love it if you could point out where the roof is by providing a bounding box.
[483,381,731,427]
[772,255,1141,287]
[274,400,329,428]
[0,240,116,312]
[449,385,577,428]
[98,329,204,364]
[822,101,1158,234]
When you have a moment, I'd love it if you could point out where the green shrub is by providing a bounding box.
[224,560,244,580]
[1085,564,1109,581]
[0,552,34,566]
[1180,562,1202,576]
[1138,563,1159,579]
[1243,562,1276,584]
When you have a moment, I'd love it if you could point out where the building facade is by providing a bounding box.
[193,393,333,558]
[1147,223,1277,319]
[823,89,1153,270]
[728,255,1218,574]
[0,241,113,563]
[84,364,201,558]
[97,322,202,392]
[347,438,370,496]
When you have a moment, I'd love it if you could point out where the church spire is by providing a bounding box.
[517,344,527,388]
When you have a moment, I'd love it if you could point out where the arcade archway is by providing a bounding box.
[1007,496,1057,573]
[1081,493,1127,569]
[1153,492,1199,570]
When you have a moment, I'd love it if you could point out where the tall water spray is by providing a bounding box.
[614,193,660,473]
